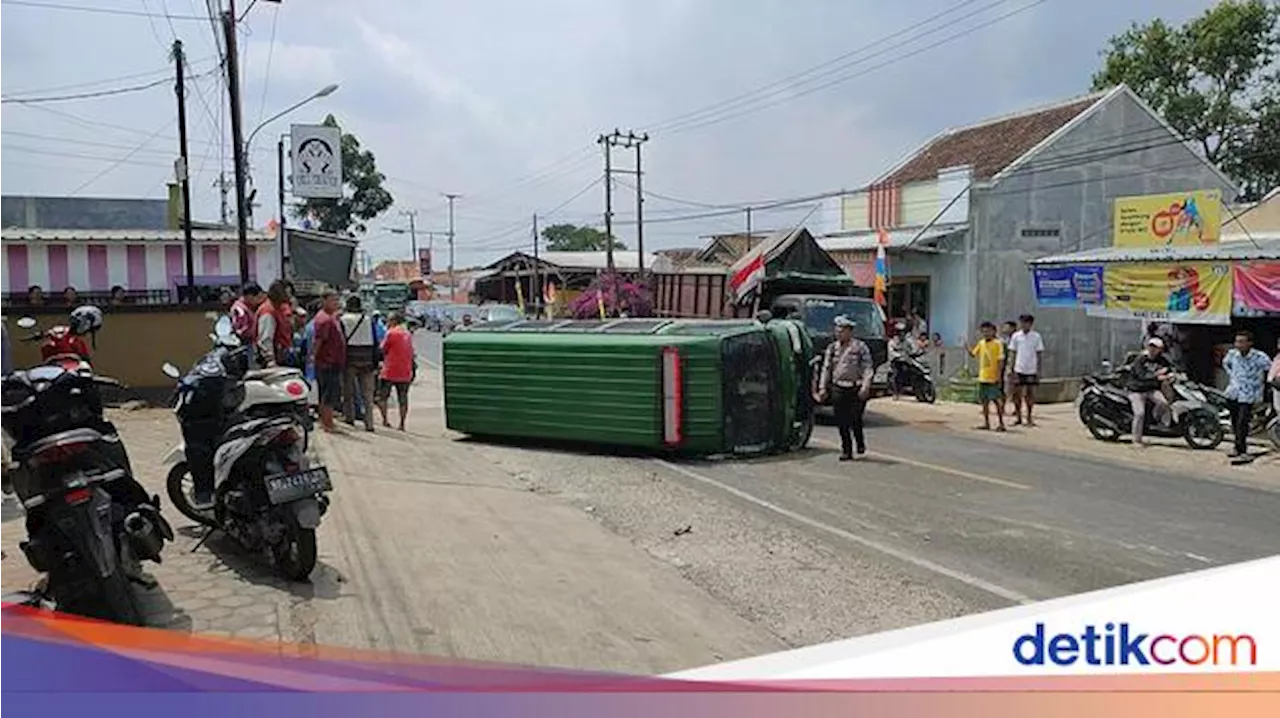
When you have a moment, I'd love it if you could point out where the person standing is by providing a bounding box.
[816,315,874,461]
[255,281,296,368]
[376,312,415,431]
[970,322,1007,432]
[1007,314,1046,427]
[339,296,384,432]
[230,282,265,346]
[1221,330,1273,464]
[309,292,346,433]
[1269,337,1280,416]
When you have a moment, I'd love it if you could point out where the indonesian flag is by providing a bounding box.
[729,252,766,302]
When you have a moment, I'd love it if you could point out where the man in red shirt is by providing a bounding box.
[308,291,346,432]
[376,312,416,431]
[230,282,265,346]
[255,280,296,367]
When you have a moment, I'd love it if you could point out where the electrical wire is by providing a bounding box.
[1,0,207,19]
[68,118,178,195]
[255,0,280,126]
[2,76,170,104]
[0,57,213,98]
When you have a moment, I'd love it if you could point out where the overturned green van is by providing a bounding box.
[442,317,815,456]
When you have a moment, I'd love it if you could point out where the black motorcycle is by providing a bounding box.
[889,352,937,404]
[1,363,172,624]
[1078,370,1224,449]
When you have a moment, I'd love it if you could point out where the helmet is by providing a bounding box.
[69,305,104,336]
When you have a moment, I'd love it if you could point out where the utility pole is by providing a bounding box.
[172,39,196,300]
[597,133,615,273]
[216,173,230,225]
[531,213,540,318]
[399,209,419,263]
[277,135,287,280]
[745,206,753,249]
[223,0,251,284]
[444,193,459,300]
[600,129,649,275]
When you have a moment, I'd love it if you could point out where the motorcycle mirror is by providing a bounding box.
[161,363,181,379]
[16,317,37,329]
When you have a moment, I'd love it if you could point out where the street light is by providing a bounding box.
[243,83,338,280]
[246,83,339,154]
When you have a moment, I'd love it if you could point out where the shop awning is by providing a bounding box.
[817,223,967,252]
[1030,235,1280,265]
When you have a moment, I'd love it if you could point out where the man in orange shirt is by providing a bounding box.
[255,281,296,367]
[375,312,416,431]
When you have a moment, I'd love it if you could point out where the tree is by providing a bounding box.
[567,272,653,318]
[294,114,394,235]
[1091,0,1280,200]
[541,223,626,252]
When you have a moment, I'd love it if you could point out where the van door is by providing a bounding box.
[721,332,781,453]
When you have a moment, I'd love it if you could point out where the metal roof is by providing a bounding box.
[1029,235,1280,265]
[818,223,967,252]
[0,228,274,243]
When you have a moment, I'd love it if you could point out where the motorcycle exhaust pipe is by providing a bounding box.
[124,511,164,563]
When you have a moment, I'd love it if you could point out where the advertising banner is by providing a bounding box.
[1112,190,1221,247]
[290,124,343,199]
[1092,262,1232,325]
[1232,261,1280,315]
[1032,265,1104,307]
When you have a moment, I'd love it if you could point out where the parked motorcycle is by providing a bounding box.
[161,316,330,582]
[1078,368,1224,449]
[889,352,937,404]
[1,313,172,624]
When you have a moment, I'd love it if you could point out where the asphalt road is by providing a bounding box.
[418,329,1280,614]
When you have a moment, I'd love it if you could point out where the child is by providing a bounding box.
[970,321,1007,432]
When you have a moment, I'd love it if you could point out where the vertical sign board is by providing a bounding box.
[290,124,343,199]
[418,248,432,277]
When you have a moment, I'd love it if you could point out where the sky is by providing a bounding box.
[1,0,1222,269]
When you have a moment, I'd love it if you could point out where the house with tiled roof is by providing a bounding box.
[821,84,1237,377]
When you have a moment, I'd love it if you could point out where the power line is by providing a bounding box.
[255,1,280,126]
[68,118,177,195]
[659,0,1051,137]
[2,76,170,104]
[1,0,207,19]
[643,0,995,134]
[0,142,173,168]
[0,56,213,98]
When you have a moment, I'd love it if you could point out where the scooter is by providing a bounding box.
[889,352,937,404]
[1078,369,1224,449]
[161,316,330,582]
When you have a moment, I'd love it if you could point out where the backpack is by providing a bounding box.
[342,313,382,369]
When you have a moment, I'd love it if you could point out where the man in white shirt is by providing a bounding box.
[1007,313,1046,427]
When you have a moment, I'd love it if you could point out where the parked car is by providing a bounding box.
[440,305,480,336]
[479,304,522,323]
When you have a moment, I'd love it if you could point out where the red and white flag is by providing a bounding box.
[729,252,766,302]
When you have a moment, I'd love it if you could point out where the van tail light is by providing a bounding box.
[662,347,683,447]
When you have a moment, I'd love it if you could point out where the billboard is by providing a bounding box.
[1233,261,1280,315]
[1112,190,1221,247]
[290,124,343,199]
[418,248,432,277]
[1089,261,1232,325]
[1032,265,1104,307]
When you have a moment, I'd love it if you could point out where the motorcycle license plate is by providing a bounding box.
[263,467,332,505]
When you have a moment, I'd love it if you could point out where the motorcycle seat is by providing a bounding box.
[245,368,300,381]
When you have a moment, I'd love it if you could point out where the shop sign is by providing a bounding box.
[1089,261,1232,325]
[1232,261,1280,315]
[1032,265,1104,307]
[1112,190,1222,247]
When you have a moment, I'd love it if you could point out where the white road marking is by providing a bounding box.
[812,438,1030,490]
[1185,552,1214,564]
[654,458,1035,605]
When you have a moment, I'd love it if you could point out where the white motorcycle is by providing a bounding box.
[161,316,330,581]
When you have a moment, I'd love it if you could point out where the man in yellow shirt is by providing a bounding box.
[970,321,1007,432]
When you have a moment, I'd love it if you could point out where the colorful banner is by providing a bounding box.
[1112,190,1222,247]
[1032,265,1104,307]
[1232,261,1280,315]
[1093,262,1232,325]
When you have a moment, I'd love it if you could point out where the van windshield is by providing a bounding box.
[800,298,885,338]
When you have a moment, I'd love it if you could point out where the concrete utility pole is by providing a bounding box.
[531,213,540,317]
[277,135,287,280]
[597,132,615,273]
[444,193,460,299]
[745,206,753,250]
[215,173,230,225]
[223,0,251,284]
[600,129,650,274]
[172,39,196,299]
[399,209,419,264]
